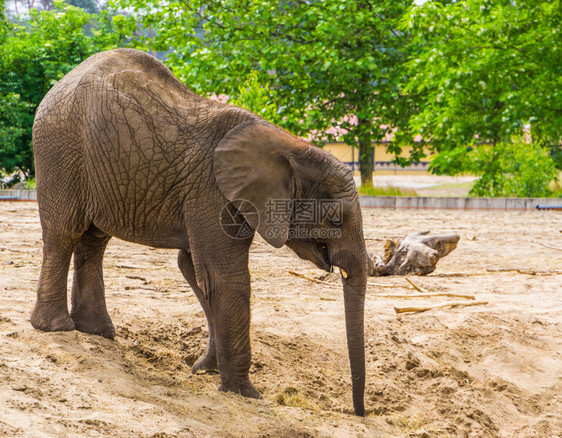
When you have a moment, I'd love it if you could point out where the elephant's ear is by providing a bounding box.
[214,121,300,248]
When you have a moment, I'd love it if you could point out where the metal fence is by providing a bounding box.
[0,190,38,201]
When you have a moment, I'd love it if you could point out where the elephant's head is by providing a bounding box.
[214,120,367,416]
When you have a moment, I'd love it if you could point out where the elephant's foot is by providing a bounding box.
[71,311,115,339]
[191,351,218,373]
[218,379,261,399]
[31,303,75,333]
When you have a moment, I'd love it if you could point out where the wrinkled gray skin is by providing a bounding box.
[31,49,368,416]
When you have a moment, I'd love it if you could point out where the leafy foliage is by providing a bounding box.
[67,0,100,13]
[431,138,557,197]
[2,0,559,196]
[0,93,33,176]
[116,0,414,186]
[0,0,137,177]
[228,71,279,124]
[398,0,562,192]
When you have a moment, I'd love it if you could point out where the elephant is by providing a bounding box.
[31,48,368,416]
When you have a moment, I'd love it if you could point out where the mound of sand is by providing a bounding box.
[1,202,561,437]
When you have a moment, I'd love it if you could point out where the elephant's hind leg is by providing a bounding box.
[31,234,79,333]
[178,249,218,373]
[70,226,115,339]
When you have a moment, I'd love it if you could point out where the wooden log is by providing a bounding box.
[369,231,460,276]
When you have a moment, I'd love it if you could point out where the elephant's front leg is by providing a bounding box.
[186,219,259,398]
[178,249,217,373]
[210,274,260,398]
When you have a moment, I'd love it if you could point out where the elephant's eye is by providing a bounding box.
[315,241,328,251]
[317,241,330,258]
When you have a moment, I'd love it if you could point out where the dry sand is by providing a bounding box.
[0,202,561,437]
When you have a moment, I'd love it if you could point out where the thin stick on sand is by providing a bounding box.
[532,240,562,252]
[367,282,407,289]
[487,267,562,275]
[373,293,476,300]
[290,271,413,290]
[394,300,489,314]
[486,267,525,272]
[516,269,562,275]
[288,271,339,288]
[405,277,430,293]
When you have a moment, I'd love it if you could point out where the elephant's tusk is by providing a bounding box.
[339,268,348,279]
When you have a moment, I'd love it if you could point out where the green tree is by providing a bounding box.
[397,0,561,195]
[228,71,279,124]
[0,0,7,39]
[67,0,99,13]
[431,138,557,197]
[0,93,33,177]
[0,0,138,177]
[117,0,415,186]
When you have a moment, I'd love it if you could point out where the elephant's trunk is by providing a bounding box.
[342,268,367,416]
[335,238,367,416]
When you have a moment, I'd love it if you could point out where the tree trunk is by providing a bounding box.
[357,118,373,187]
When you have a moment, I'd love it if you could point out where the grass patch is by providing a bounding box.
[421,181,474,197]
[358,184,418,197]
[274,386,318,411]
[427,182,474,190]
[382,414,429,434]
[25,178,36,190]
[549,173,562,197]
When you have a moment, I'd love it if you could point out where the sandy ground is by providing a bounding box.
[0,202,561,437]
